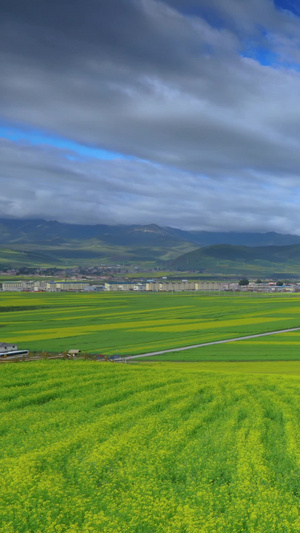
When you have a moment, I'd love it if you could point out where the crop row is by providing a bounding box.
[1,361,300,532]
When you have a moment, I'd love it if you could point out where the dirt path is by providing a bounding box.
[124,326,300,360]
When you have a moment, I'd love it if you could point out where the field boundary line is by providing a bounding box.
[124,326,300,360]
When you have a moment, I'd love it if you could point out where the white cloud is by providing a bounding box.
[1,138,300,233]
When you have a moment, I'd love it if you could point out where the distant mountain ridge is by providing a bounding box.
[0,218,299,247]
[0,218,300,267]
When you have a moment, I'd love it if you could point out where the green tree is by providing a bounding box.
[238,278,249,286]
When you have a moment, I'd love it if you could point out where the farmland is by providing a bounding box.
[1,360,300,532]
[141,332,300,362]
[1,291,300,358]
[2,292,300,532]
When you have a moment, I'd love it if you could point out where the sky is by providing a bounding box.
[1,0,300,233]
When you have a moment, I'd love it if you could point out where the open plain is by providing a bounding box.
[1,291,300,359]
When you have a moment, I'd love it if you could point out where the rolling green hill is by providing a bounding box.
[171,243,300,276]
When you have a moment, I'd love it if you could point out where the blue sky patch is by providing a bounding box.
[0,121,132,161]
[240,46,279,67]
[274,0,300,17]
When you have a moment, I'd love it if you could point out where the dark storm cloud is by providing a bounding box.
[1,0,300,231]
[1,0,200,73]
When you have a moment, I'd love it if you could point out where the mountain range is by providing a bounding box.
[1,218,300,274]
[1,218,300,247]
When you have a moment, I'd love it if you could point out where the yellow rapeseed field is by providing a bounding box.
[1,360,300,532]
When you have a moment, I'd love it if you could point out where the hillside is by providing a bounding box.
[0,220,197,266]
[171,243,300,276]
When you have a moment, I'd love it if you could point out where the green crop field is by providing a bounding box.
[140,331,300,362]
[1,291,300,359]
[1,360,300,532]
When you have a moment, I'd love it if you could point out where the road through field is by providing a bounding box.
[125,326,300,360]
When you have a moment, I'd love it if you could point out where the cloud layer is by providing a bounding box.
[1,0,300,232]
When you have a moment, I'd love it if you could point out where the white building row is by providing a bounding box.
[1,281,90,292]
[104,281,229,292]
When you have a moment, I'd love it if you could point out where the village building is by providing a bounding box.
[104,282,146,291]
[45,281,89,292]
[0,342,18,352]
[2,281,27,291]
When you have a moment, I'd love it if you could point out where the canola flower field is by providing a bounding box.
[2,291,300,358]
[1,360,300,532]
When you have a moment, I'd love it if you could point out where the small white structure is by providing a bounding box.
[68,349,81,356]
[0,342,18,352]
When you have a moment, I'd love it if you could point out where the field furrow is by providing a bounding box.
[1,361,300,532]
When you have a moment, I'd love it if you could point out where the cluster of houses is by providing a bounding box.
[0,279,299,293]
[104,281,227,291]
[103,281,298,292]
[1,280,226,292]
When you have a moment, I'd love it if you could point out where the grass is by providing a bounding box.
[1,360,300,532]
[1,291,300,358]
[4,238,196,266]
